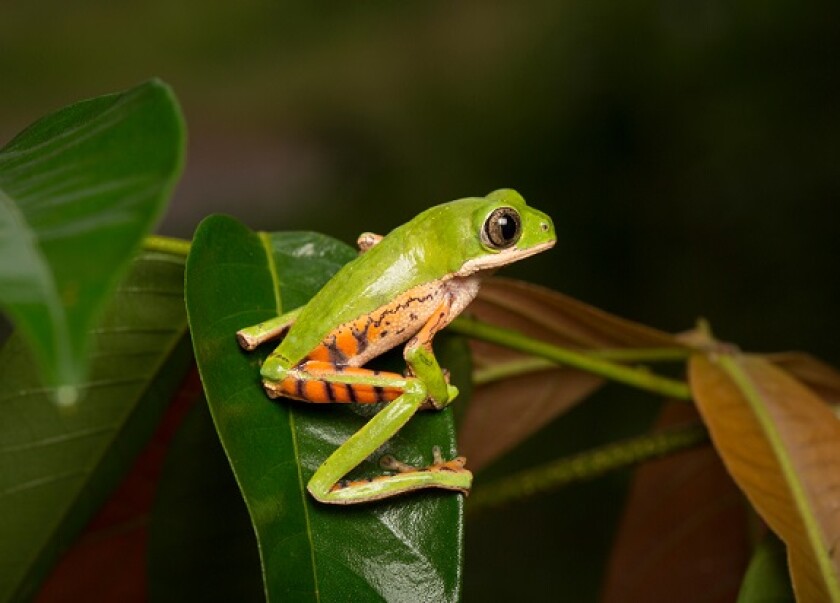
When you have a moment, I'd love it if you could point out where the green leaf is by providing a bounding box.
[0,80,185,394]
[185,215,464,602]
[738,534,795,603]
[0,251,192,602]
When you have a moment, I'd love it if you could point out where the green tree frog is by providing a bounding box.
[237,189,555,504]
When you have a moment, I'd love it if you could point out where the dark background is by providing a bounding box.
[3,1,839,599]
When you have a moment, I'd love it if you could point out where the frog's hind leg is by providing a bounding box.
[306,382,473,505]
[262,361,406,403]
[265,362,472,503]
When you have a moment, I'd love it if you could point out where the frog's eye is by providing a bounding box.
[483,207,522,249]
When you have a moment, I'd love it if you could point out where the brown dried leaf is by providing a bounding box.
[461,278,685,471]
[766,351,840,408]
[689,354,840,601]
[471,278,680,352]
[602,403,750,603]
[460,368,602,471]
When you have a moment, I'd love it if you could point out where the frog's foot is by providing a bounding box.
[418,381,459,411]
[315,447,472,503]
[380,446,469,476]
[357,232,383,253]
[404,367,451,382]
[408,367,457,410]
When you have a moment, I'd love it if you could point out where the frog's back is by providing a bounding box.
[275,198,487,367]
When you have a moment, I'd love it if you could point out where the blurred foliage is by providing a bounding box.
[2,1,839,359]
[2,2,839,600]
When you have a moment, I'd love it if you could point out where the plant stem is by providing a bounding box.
[587,347,692,363]
[143,235,191,257]
[473,347,692,385]
[450,317,692,399]
[467,422,709,515]
[473,357,557,385]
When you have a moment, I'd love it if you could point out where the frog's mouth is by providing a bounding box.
[455,239,556,276]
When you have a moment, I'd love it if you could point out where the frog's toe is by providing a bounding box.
[446,383,459,401]
[262,379,283,399]
[380,454,417,473]
[380,448,469,476]
[428,449,469,474]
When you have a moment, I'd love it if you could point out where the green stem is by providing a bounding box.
[474,347,692,386]
[450,317,692,399]
[473,357,557,385]
[466,422,709,515]
[143,235,191,257]
[587,347,692,363]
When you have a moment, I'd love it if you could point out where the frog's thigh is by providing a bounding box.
[264,361,406,404]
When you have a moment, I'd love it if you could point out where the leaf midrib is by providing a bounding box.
[258,231,321,603]
[719,355,840,599]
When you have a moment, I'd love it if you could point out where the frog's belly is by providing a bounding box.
[305,274,482,367]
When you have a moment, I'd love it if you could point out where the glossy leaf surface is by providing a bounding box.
[0,80,184,392]
[185,216,464,602]
[0,252,192,602]
[690,354,840,601]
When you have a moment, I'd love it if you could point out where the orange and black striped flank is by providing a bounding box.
[274,364,403,404]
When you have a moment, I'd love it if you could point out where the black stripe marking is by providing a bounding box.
[295,378,305,400]
[346,383,357,403]
[327,336,348,365]
[374,385,386,403]
[325,381,337,402]
[369,291,439,329]
[352,321,370,354]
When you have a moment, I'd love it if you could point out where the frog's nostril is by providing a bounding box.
[540,222,549,232]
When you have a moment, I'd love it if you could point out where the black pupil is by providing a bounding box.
[498,214,516,241]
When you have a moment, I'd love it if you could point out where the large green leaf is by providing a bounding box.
[0,80,185,395]
[185,215,465,602]
[0,251,192,602]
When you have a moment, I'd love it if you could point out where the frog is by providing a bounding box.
[236,189,555,504]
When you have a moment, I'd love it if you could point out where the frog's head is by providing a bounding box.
[454,189,556,276]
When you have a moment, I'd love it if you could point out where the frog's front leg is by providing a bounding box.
[236,306,304,351]
[403,296,460,409]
